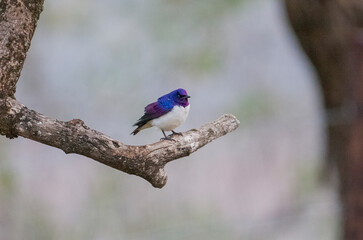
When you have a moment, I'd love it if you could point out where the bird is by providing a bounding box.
[131,88,190,139]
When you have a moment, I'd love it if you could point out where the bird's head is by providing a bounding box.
[171,88,190,107]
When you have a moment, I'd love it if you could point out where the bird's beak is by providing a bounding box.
[185,95,191,99]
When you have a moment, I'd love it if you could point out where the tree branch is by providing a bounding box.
[0,0,240,188]
[1,97,239,188]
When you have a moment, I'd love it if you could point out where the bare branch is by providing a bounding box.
[0,97,239,188]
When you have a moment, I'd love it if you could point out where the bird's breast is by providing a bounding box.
[151,105,190,131]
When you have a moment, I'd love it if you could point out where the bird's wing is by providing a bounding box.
[133,101,172,128]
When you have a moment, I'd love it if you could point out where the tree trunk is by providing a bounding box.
[285,0,363,239]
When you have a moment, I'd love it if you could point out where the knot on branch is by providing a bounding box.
[67,119,90,130]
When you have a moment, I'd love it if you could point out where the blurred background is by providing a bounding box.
[0,0,339,239]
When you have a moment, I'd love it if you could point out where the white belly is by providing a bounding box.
[152,105,190,131]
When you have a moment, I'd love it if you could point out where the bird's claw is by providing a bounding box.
[160,137,176,142]
[171,131,183,136]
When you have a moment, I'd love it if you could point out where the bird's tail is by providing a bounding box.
[131,120,152,135]
[131,128,140,135]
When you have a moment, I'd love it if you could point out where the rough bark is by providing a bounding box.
[0,0,239,188]
[0,0,44,99]
[285,0,363,239]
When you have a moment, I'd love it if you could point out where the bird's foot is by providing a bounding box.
[171,130,183,136]
[160,136,176,142]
